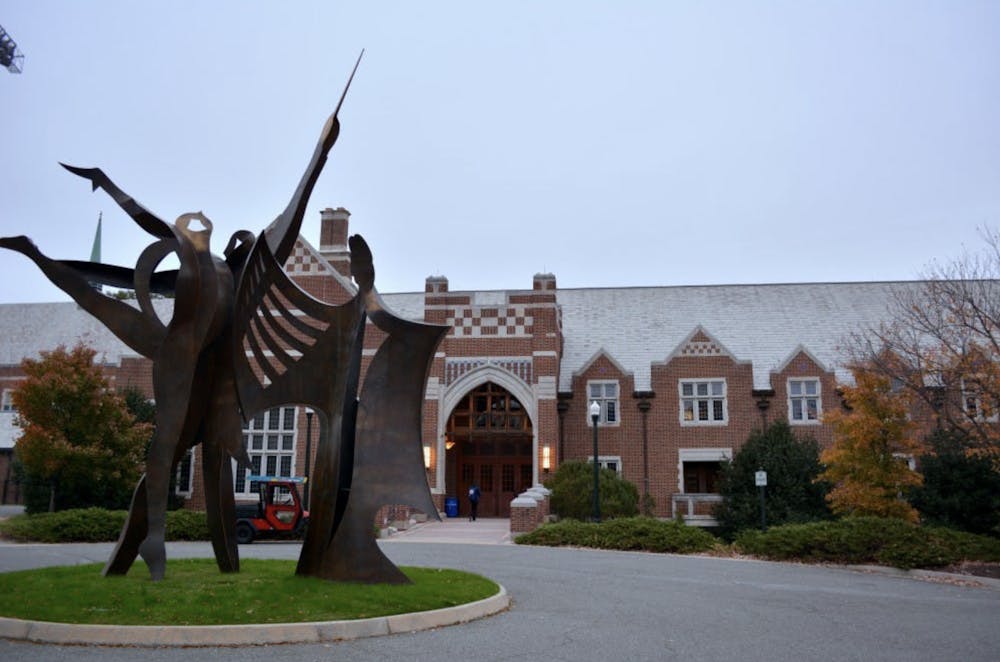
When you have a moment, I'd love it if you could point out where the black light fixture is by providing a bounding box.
[0,25,24,74]
[303,409,313,509]
[589,400,601,523]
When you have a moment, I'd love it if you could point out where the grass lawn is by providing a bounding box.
[0,559,499,625]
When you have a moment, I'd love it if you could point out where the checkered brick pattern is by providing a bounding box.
[447,306,534,337]
[679,341,724,356]
[283,240,331,275]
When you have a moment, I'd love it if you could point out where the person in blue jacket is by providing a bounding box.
[468,483,481,521]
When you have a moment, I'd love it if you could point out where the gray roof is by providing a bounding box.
[1,282,911,392]
[0,299,175,367]
[554,281,909,391]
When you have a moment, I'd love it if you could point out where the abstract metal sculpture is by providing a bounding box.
[1,53,446,583]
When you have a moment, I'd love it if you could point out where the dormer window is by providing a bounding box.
[788,378,821,424]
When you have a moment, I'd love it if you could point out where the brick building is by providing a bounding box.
[0,208,922,524]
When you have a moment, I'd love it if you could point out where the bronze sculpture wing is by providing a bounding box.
[262,50,364,266]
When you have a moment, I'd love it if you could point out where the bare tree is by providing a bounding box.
[847,227,1000,455]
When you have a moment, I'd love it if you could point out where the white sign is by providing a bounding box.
[755,470,767,487]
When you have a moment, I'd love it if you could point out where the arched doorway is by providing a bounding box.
[445,382,533,518]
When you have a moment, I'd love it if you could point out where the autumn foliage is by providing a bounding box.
[819,368,924,522]
[12,344,150,513]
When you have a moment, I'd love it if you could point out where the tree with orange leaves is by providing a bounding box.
[819,367,924,522]
[12,344,149,513]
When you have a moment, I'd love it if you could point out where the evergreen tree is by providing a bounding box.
[909,428,1000,536]
[714,421,830,538]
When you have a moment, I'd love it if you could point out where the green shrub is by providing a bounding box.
[908,429,1000,537]
[516,517,718,554]
[734,517,1000,569]
[714,422,831,540]
[0,508,211,543]
[165,509,211,541]
[545,461,639,520]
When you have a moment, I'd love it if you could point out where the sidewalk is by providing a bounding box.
[382,517,512,545]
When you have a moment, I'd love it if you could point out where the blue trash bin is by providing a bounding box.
[445,496,458,518]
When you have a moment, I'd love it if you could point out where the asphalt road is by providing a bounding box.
[0,539,997,661]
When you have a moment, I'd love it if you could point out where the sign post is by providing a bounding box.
[755,469,768,531]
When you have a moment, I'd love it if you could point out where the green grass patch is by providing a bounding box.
[0,559,498,625]
[734,517,1000,569]
[515,516,719,554]
[0,508,209,543]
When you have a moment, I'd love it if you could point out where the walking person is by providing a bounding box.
[468,483,481,521]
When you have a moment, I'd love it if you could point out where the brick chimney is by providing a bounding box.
[533,273,556,291]
[319,207,351,277]
[425,276,449,293]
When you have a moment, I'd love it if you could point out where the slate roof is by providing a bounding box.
[0,299,175,367]
[1,282,910,393]
[550,281,910,391]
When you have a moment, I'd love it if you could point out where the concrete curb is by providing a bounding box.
[837,564,1000,590]
[0,585,510,647]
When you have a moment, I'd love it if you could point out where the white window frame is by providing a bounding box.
[0,389,14,413]
[961,378,999,422]
[174,448,195,497]
[587,380,620,426]
[788,378,822,425]
[234,406,298,496]
[678,378,728,426]
[588,455,622,474]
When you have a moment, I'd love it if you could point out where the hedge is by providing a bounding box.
[515,517,718,554]
[0,508,210,543]
[734,517,1000,569]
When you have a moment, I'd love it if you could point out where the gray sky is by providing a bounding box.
[1,1,998,304]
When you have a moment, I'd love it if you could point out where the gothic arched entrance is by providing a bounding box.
[444,381,534,518]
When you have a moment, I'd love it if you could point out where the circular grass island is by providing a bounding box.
[0,559,509,646]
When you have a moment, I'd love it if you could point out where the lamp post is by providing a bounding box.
[303,409,314,510]
[589,400,601,523]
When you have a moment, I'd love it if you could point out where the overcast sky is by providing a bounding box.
[1,2,998,304]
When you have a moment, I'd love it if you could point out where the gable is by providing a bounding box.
[659,326,744,364]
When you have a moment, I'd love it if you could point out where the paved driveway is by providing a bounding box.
[0,534,997,661]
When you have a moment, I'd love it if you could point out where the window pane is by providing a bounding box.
[683,401,694,421]
[792,399,803,420]
[252,412,264,430]
[283,407,295,430]
[790,381,802,396]
[234,461,247,493]
[266,456,277,475]
[682,383,693,397]
[589,384,602,398]
[502,464,514,492]
[605,383,618,397]
[267,435,279,450]
[252,434,263,450]
[698,400,709,420]
[606,401,617,423]
[713,400,724,420]
[805,381,817,396]
[711,381,723,396]
[251,456,262,475]
[697,383,708,396]
[282,435,293,450]
[806,399,818,420]
[280,456,292,477]
[606,461,618,473]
